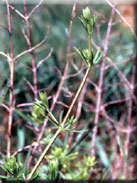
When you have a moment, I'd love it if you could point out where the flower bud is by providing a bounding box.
[83,7,91,20]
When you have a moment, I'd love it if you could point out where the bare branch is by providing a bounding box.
[105,0,137,40]
[91,0,117,157]
[102,97,129,109]
[23,77,34,93]
[16,103,34,108]
[36,48,53,69]
[9,4,25,19]
[65,67,84,80]
[6,0,14,158]
[14,28,49,61]
[27,1,77,168]
[28,0,43,19]
[0,23,9,33]
[0,103,9,112]
[0,51,8,58]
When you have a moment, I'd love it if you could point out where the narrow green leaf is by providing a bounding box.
[93,48,103,65]
[93,48,100,64]
[24,146,32,174]
[0,175,15,180]
[59,111,64,124]
[46,111,60,128]
[78,16,87,29]
[14,108,28,122]
[17,124,25,162]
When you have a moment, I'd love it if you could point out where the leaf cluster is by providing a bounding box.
[79,7,98,35]
[44,146,78,180]
[74,7,103,68]
[65,156,96,180]
[0,156,40,181]
[0,156,25,181]
[31,92,80,133]
[43,146,96,180]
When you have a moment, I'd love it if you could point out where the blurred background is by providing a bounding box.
[0,1,136,180]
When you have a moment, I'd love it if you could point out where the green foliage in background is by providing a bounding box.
[0,2,136,181]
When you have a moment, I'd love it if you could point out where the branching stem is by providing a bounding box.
[27,67,90,180]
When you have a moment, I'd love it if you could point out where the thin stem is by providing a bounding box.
[28,0,43,19]
[6,0,14,158]
[88,33,92,57]
[68,81,88,146]
[91,0,116,157]
[123,59,136,178]
[27,1,77,169]
[49,1,77,111]
[62,67,90,127]
[27,129,61,180]
[105,0,137,40]
[23,0,38,99]
[28,67,90,180]
[14,31,49,61]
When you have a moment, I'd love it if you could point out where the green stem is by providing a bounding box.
[62,67,90,126]
[27,128,61,180]
[27,67,90,180]
[47,111,60,126]
[88,33,92,59]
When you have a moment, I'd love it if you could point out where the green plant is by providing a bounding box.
[0,6,102,181]
[65,156,96,180]
[0,0,135,180]
[0,156,39,181]
[27,6,102,180]
[43,146,96,180]
[44,146,78,180]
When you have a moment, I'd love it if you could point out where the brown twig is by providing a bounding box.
[91,0,117,157]
[123,57,136,177]
[16,103,34,108]
[13,30,49,61]
[49,2,77,112]
[9,4,25,19]
[23,77,34,93]
[0,103,9,112]
[0,23,9,33]
[102,97,129,109]
[105,0,137,40]
[102,82,126,91]
[64,67,84,80]
[12,143,39,157]
[6,0,14,158]
[23,0,38,99]
[27,1,77,169]
[91,40,131,89]
[28,0,43,19]
[105,54,136,70]
[36,48,53,69]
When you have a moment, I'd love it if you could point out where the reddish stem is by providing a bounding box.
[27,1,77,168]
[23,0,38,99]
[91,0,116,157]
[6,0,14,158]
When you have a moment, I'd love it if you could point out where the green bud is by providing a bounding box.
[83,49,92,60]
[83,7,91,20]
[83,49,89,58]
